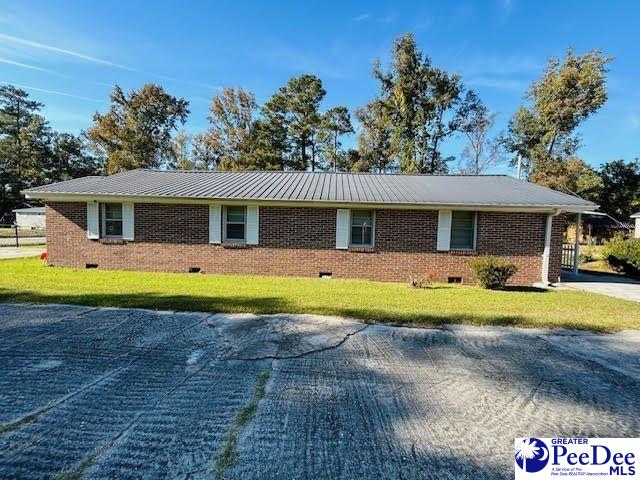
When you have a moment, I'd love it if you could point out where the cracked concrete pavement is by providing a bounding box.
[0,303,638,479]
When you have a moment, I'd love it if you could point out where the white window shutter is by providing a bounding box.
[209,205,222,244]
[122,203,134,240]
[246,206,259,245]
[87,202,99,239]
[336,209,350,249]
[437,210,452,251]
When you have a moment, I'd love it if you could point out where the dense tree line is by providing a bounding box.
[0,85,102,217]
[1,33,638,220]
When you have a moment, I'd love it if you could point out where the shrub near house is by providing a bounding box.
[470,256,519,289]
[603,235,640,275]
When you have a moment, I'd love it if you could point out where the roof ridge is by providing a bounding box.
[137,169,510,178]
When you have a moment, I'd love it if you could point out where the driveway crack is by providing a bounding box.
[222,323,370,361]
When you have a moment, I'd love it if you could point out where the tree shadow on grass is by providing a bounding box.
[0,287,600,331]
[502,286,549,293]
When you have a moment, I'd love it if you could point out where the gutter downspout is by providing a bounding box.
[541,209,562,285]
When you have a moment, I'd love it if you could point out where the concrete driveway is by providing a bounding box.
[0,304,638,479]
[0,247,45,259]
[559,271,640,302]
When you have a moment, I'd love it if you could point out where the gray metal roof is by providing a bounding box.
[23,169,597,209]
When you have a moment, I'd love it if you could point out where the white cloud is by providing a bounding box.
[0,33,134,70]
[3,82,103,102]
[353,13,371,21]
[0,57,70,78]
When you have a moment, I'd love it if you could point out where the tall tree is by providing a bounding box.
[87,83,189,174]
[422,67,464,173]
[371,33,467,174]
[320,106,354,171]
[286,74,325,170]
[597,159,640,219]
[502,106,547,176]
[532,48,611,156]
[167,131,195,170]
[266,74,326,170]
[49,132,103,181]
[244,118,288,170]
[15,115,51,191]
[457,92,504,174]
[194,87,257,171]
[355,100,394,172]
[0,85,47,213]
[504,48,612,181]
[528,156,602,202]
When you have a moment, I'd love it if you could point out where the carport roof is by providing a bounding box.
[12,207,45,213]
[23,169,597,210]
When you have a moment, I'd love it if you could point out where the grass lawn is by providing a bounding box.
[0,257,638,332]
[0,227,43,237]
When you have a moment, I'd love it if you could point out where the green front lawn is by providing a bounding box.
[0,258,638,332]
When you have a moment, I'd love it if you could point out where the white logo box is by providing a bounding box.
[514,437,638,479]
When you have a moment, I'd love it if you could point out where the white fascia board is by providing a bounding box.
[25,192,598,213]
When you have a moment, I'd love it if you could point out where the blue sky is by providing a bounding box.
[1,0,638,173]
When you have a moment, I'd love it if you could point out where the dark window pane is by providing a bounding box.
[450,211,475,249]
[105,203,122,220]
[351,210,374,246]
[351,209,372,226]
[451,229,473,249]
[226,206,245,223]
[106,220,122,237]
[351,226,363,245]
[362,226,372,245]
[226,223,245,240]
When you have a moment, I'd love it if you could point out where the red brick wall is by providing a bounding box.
[45,202,564,285]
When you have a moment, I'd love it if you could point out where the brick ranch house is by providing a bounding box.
[24,169,597,286]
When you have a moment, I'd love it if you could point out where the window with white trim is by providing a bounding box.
[102,203,123,239]
[450,211,476,250]
[224,206,246,243]
[350,209,374,247]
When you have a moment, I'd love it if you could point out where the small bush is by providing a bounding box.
[469,256,519,290]
[602,235,640,275]
[409,276,429,289]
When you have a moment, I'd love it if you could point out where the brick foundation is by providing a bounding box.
[45,202,564,285]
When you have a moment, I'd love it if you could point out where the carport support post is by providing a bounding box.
[573,213,581,274]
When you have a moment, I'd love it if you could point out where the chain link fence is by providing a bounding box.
[0,224,46,247]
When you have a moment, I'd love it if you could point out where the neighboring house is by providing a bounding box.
[632,212,640,239]
[12,207,45,229]
[23,170,596,286]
